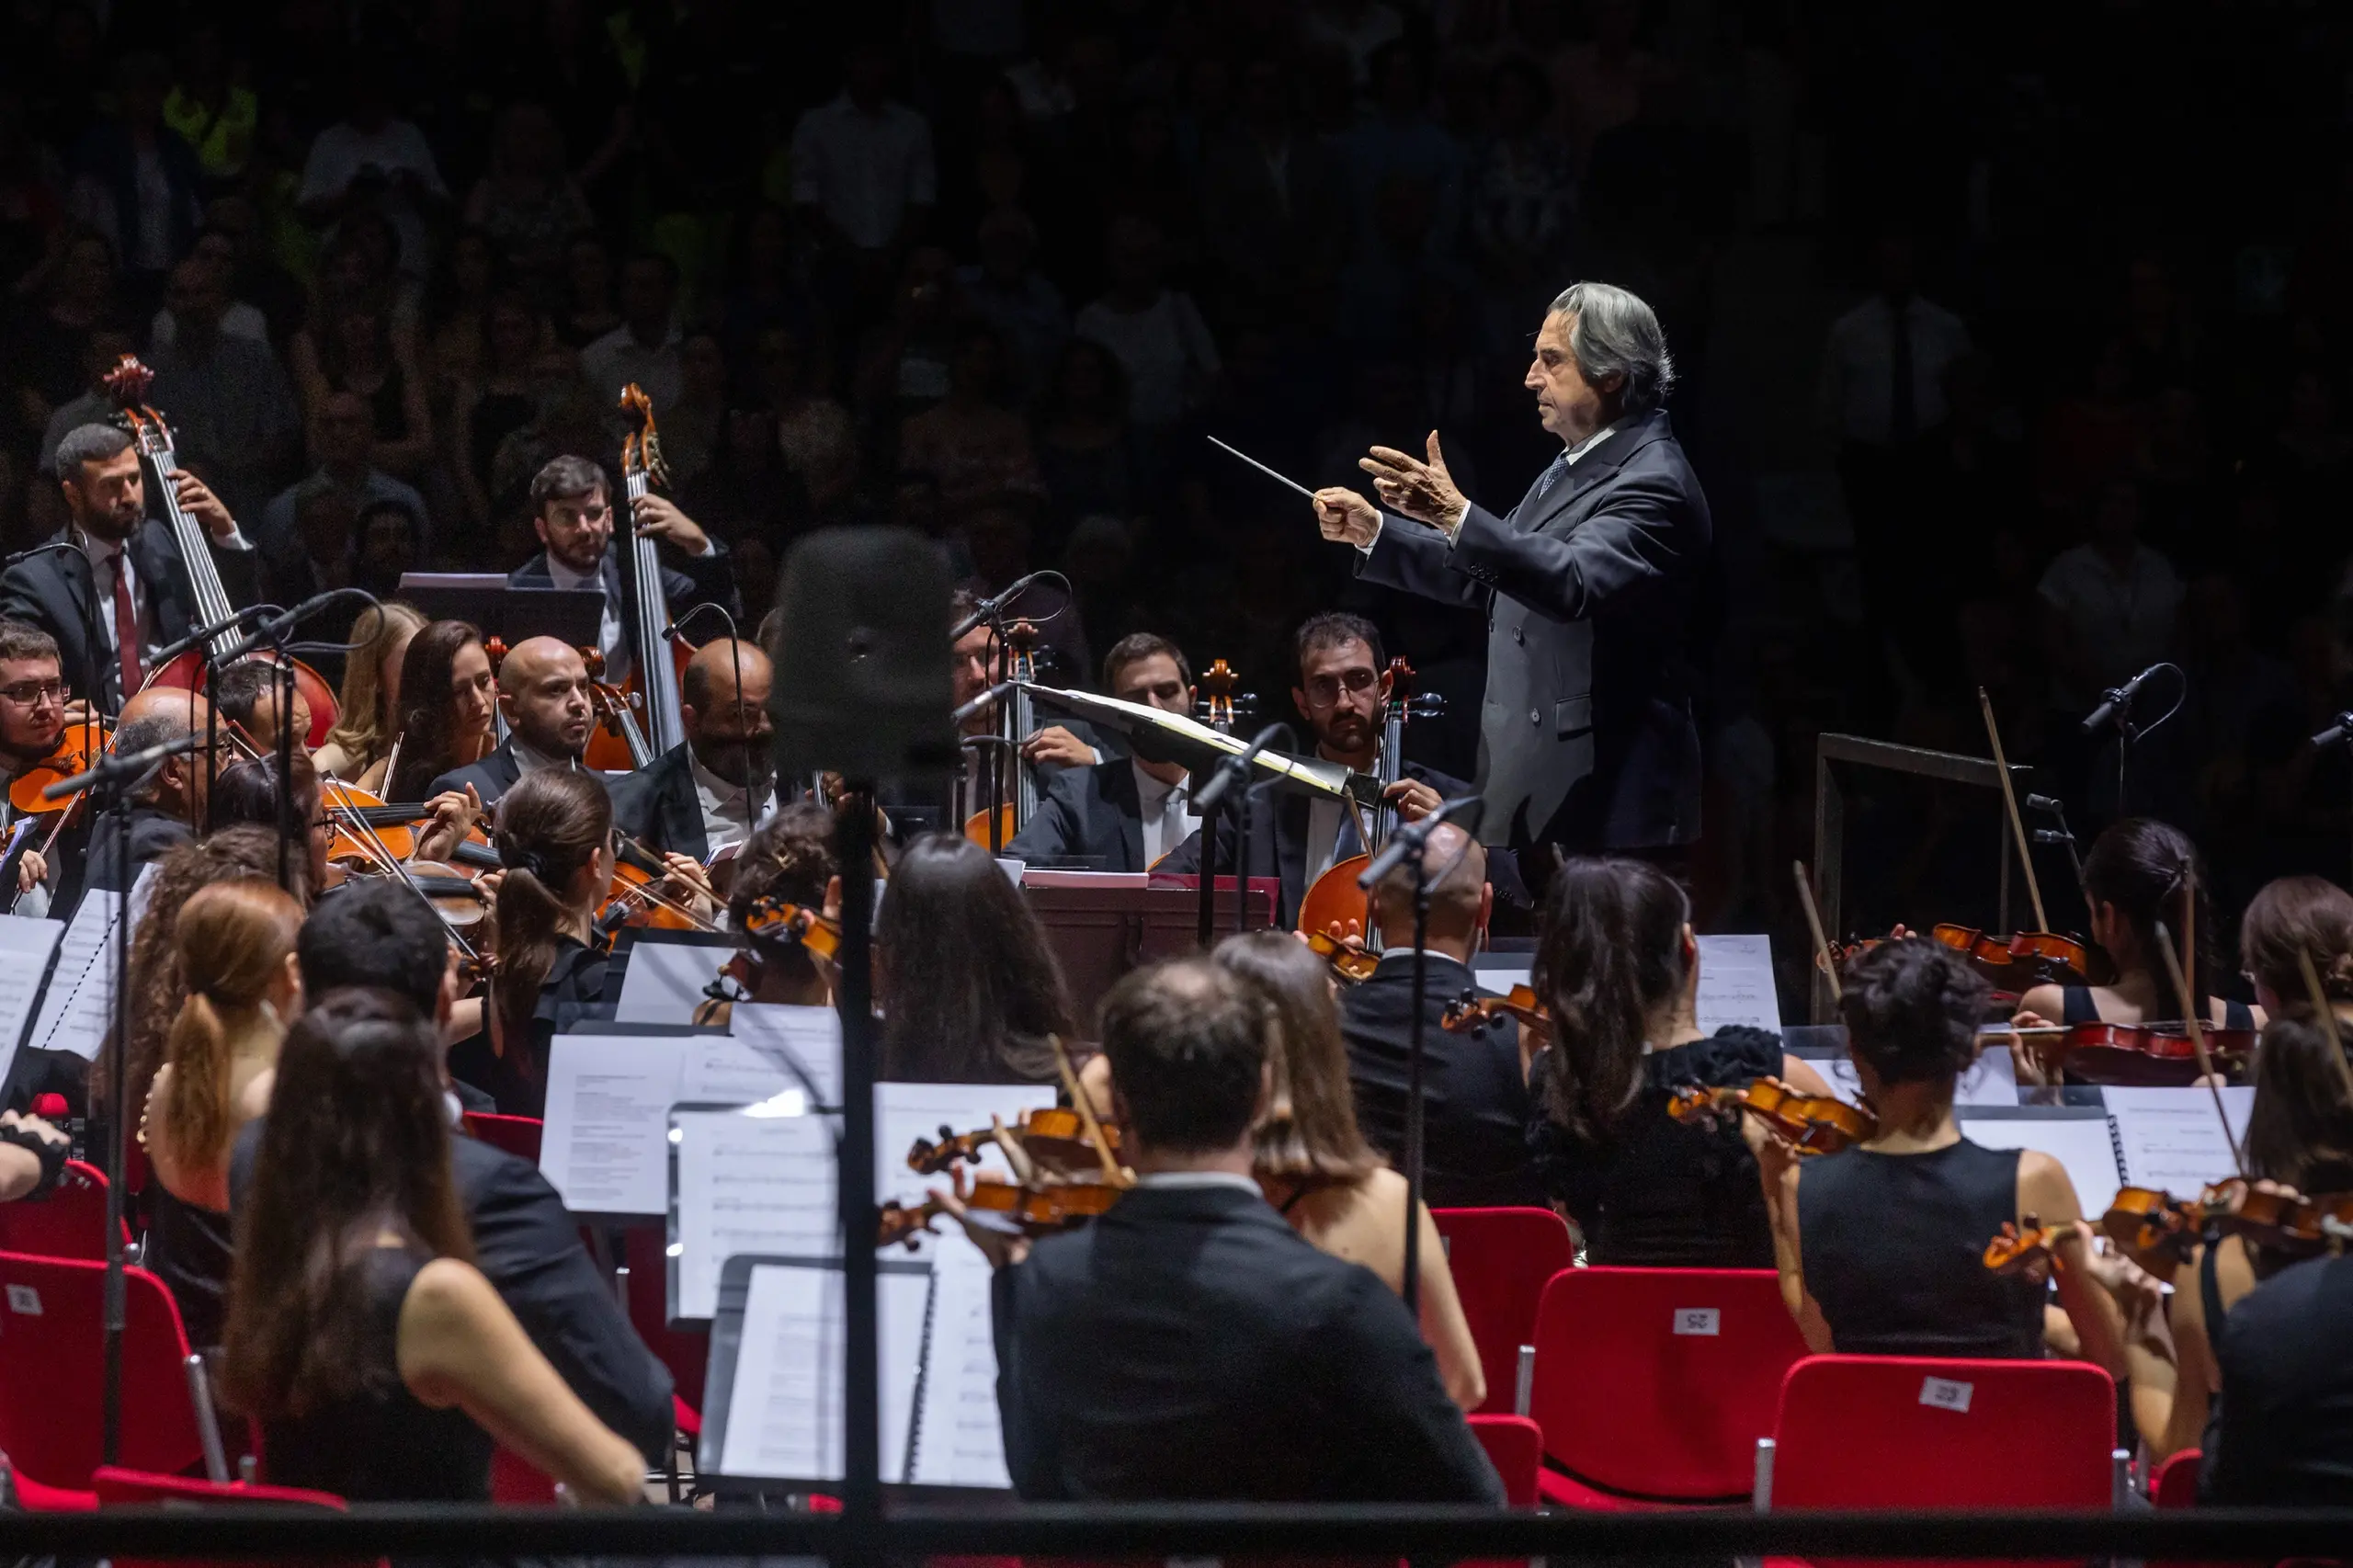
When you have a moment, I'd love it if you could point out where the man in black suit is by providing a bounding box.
[975,957,1501,1503]
[1341,822,1546,1209]
[1156,613,1466,926]
[227,884,676,1461]
[426,636,595,804]
[608,638,773,862]
[83,689,213,894]
[0,422,263,714]
[509,454,738,687]
[1315,280,1710,864]
[1006,632,1198,870]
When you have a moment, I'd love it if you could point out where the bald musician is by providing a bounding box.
[426,637,593,804]
[85,685,214,892]
[608,639,775,861]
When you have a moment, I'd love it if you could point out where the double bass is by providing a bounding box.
[582,385,691,769]
[962,619,1041,851]
[104,358,337,745]
[1295,656,1442,940]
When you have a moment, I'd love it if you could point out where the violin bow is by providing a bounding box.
[321,777,485,965]
[1977,687,2050,934]
[2154,918,2245,1177]
[1048,1033,1127,1187]
[2294,948,2353,1109]
[1792,859,1842,1003]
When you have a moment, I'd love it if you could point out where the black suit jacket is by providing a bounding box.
[607,743,706,862]
[0,521,264,711]
[426,739,526,806]
[509,540,739,687]
[1153,759,1469,928]
[1340,951,1547,1210]
[85,803,196,892]
[1004,759,1150,869]
[993,1182,1503,1502]
[1358,409,1709,853]
[230,1118,676,1461]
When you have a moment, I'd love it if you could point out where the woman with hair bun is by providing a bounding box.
[483,768,616,1115]
[1762,939,2124,1371]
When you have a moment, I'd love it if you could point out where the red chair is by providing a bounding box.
[489,1447,561,1505]
[0,1252,217,1498]
[1527,1267,1806,1508]
[93,1464,364,1568]
[1430,1208,1574,1416]
[1467,1414,1542,1506]
[0,1160,130,1261]
[460,1111,544,1164]
[2153,1447,2202,1507]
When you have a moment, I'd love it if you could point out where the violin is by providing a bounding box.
[907,1108,1122,1179]
[2027,1020,2256,1088]
[593,830,721,935]
[319,779,499,872]
[1441,983,1553,1043]
[878,1176,1125,1250]
[1667,1080,1878,1155]
[1302,926,1378,984]
[739,897,842,960]
[1982,1214,2065,1276]
[2102,1181,2353,1262]
[6,713,110,818]
[1932,922,2096,990]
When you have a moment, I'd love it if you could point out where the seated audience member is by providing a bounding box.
[1217,930,1484,1408]
[142,880,302,1348]
[1763,939,2124,1371]
[385,619,499,802]
[878,833,1074,1084]
[221,989,645,1504]
[229,881,676,1461]
[697,804,842,1027]
[1527,857,1835,1265]
[1006,632,1197,870]
[484,769,618,1115]
[973,957,1504,1502]
[1341,823,1545,1209]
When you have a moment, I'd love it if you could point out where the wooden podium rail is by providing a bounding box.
[1025,878,1279,1027]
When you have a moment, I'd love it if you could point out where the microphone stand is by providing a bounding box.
[2313,711,2353,887]
[1194,725,1290,942]
[833,778,881,1532]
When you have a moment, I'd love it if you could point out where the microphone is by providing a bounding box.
[1358,794,1486,889]
[2313,712,2353,750]
[661,602,738,642]
[1193,723,1289,816]
[148,602,280,668]
[40,731,203,802]
[2031,827,2074,846]
[2081,663,2164,733]
[2,540,88,568]
[951,681,1015,726]
[211,587,379,666]
[948,572,1051,641]
[2024,793,2066,816]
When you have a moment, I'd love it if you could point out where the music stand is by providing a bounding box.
[394,574,607,650]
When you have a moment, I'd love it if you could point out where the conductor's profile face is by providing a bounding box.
[1526,311,1615,447]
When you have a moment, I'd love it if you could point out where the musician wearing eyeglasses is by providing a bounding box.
[0,620,72,915]
[0,422,258,715]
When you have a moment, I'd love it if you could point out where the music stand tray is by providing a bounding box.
[395,574,607,649]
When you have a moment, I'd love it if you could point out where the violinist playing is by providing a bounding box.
[480,769,620,1116]
[1760,939,2125,1373]
[0,620,77,915]
[1527,857,1836,1267]
[384,620,499,802]
[698,803,842,1028]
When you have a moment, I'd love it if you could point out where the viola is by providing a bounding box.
[907,1108,1121,1180]
[878,1176,1125,1250]
[1302,926,1378,984]
[1667,1080,1878,1155]
[1441,983,1553,1043]
[2033,1020,2256,1088]
[596,831,721,935]
[2102,1181,2353,1262]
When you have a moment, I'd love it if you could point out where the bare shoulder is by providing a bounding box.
[403,1256,502,1328]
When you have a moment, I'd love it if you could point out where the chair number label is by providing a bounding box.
[1919,1376,1973,1413]
[1672,1307,1721,1335]
[6,1285,40,1315]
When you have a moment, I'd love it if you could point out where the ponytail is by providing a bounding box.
[154,881,303,1164]
[160,990,234,1166]
[490,770,612,1076]
[1534,858,1691,1142]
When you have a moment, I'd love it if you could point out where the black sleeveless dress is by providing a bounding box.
[1797,1138,2044,1358]
[2058,986,2255,1028]
[144,1186,233,1349]
[1526,1026,1782,1268]
[478,936,612,1118]
[262,1245,494,1502]
[2201,1248,2353,1502]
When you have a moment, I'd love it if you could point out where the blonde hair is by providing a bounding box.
[1213,930,1380,1186]
[318,600,426,767]
[158,881,302,1165]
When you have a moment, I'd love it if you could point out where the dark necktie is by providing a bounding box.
[109,551,142,702]
[1888,296,1915,443]
[1534,450,1572,501]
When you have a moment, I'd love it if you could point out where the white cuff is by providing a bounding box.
[1355,513,1384,556]
[211,524,251,552]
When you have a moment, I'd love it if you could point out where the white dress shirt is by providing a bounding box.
[688,749,762,855]
[544,553,624,670]
[1132,1170,1263,1196]
[1132,760,1199,868]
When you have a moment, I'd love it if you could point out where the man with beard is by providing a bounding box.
[0,621,74,915]
[1157,613,1464,927]
[608,639,775,862]
[426,636,596,804]
[1007,633,1199,870]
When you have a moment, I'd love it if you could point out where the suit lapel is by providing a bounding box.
[1512,412,1667,535]
[1104,763,1146,869]
[665,750,709,860]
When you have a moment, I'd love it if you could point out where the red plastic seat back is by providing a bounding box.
[1430,1207,1573,1415]
[1770,1355,2117,1510]
[624,1223,707,1416]
[94,1464,366,1568]
[2153,1447,2202,1507]
[0,1252,208,1490]
[0,1161,128,1261]
[460,1111,544,1164]
[1467,1414,1543,1506]
[1529,1267,1806,1501]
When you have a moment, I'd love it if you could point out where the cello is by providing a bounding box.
[1295,656,1442,939]
[582,385,690,769]
[962,618,1041,850]
[102,357,338,745]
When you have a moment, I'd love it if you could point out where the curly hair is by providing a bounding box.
[1836,939,1988,1087]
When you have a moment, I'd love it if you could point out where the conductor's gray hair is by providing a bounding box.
[1546,281,1676,415]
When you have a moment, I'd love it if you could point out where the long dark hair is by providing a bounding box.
[220,989,472,1420]
[877,833,1072,1083]
[2239,876,2353,1010]
[490,769,610,1072]
[1213,930,1378,1185]
[387,619,488,801]
[2245,1013,2353,1197]
[729,802,838,991]
[1533,857,1692,1142]
[2082,817,2217,1002]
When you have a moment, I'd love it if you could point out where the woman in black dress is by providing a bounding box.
[483,768,617,1116]
[1525,857,1835,1267]
[221,988,642,1503]
[1764,939,2124,1370]
[384,619,499,803]
[876,833,1074,1085]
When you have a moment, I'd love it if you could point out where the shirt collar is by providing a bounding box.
[1131,759,1186,806]
[1562,417,1626,467]
[1134,1170,1263,1195]
[544,552,600,591]
[688,747,756,812]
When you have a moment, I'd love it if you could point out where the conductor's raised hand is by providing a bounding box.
[1360,431,1469,536]
[1312,487,1381,548]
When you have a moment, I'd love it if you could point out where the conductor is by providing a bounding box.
[1312,281,1708,868]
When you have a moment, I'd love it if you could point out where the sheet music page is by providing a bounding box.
[2105,1086,2256,1195]
[1694,934,1780,1031]
[672,1108,839,1321]
[540,1036,689,1214]
[728,1004,843,1107]
[678,1039,800,1108]
[27,891,120,1061]
[876,1082,1058,1266]
[0,915,64,1087]
[613,939,732,1023]
[1957,1112,2124,1214]
[718,1264,929,1483]
[1821,1047,2018,1108]
[909,1258,1015,1489]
